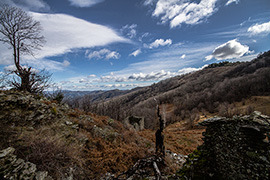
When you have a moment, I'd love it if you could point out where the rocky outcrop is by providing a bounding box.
[0,90,69,127]
[0,147,53,180]
[176,111,270,179]
[124,116,144,131]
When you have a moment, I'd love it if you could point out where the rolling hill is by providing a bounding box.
[66,50,270,129]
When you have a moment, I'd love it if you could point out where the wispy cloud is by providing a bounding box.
[111,42,217,78]
[86,49,121,60]
[149,39,172,49]
[68,0,105,7]
[129,49,142,57]
[226,0,240,6]
[0,0,50,12]
[205,39,250,61]
[30,12,127,59]
[0,44,13,65]
[248,21,270,36]
[0,45,71,71]
[3,58,70,72]
[0,12,127,71]
[202,16,270,41]
[26,59,71,71]
[145,0,219,28]
[121,24,138,39]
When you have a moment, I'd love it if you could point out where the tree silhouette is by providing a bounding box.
[0,5,50,93]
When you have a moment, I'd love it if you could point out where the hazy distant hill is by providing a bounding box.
[67,50,270,129]
[63,87,143,108]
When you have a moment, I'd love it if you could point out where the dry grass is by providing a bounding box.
[139,126,204,156]
[16,132,85,179]
[235,96,270,115]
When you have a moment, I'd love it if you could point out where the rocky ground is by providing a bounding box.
[0,90,190,179]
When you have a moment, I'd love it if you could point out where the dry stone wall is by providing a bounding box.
[175,111,270,180]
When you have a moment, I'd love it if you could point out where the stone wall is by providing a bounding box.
[176,111,270,179]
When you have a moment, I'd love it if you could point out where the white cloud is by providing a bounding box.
[248,21,270,36]
[31,12,127,59]
[205,39,250,61]
[144,0,155,6]
[96,66,205,84]
[226,0,240,6]
[149,39,172,48]
[121,24,137,39]
[139,32,151,42]
[62,60,71,67]
[88,74,96,78]
[0,51,71,71]
[177,67,201,75]
[180,54,186,59]
[26,59,71,71]
[68,0,104,7]
[4,65,39,73]
[0,44,13,65]
[128,70,171,81]
[113,42,217,77]
[130,49,142,57]
[146,0,218,28]
[0,0,50,11]
[86,49,121,60]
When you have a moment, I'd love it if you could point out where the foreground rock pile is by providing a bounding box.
[176,111,270,179]
[0,147,52,179]
[0,90,68,127]
[0,90,153,179]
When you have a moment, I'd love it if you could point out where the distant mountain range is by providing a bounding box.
[65,50,270,129]
[62,88,142,103]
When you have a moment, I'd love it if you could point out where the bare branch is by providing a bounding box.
[0,5,49,93]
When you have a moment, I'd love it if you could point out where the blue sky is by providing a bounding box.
[0,0,270,91]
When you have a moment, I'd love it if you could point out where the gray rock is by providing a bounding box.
[0,147,53,180]
[124,116,145,131]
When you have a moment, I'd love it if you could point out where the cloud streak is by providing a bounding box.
[226,0,240,6]
[68,0,105,7]
[31,12,128,59]
[86,49,121,60]
[0,0,50,11]
[248,21,270,36]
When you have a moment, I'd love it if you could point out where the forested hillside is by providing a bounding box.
[66,51,270,129]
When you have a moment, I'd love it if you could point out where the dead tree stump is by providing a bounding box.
[155,104,165,157]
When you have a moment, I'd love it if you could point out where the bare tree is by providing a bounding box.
[0,72,6,89]
[0,5,49,93]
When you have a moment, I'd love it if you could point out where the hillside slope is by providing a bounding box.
[0,90,154,179]
[69,50,270,129]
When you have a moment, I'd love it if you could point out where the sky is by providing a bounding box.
[0,0,270,91]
